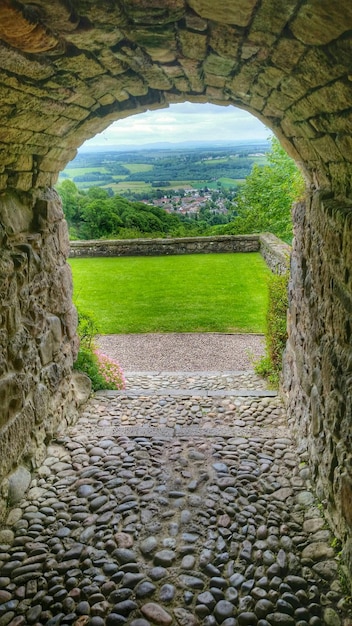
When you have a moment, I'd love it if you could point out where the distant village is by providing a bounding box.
[144,187,230,217]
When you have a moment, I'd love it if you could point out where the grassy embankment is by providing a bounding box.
[69,252,270,334]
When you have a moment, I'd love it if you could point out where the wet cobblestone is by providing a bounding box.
[1,372,351,626]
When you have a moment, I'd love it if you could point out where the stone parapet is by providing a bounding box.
[259,232,291,275]
[69,234,260,257]
[70,232,291,275]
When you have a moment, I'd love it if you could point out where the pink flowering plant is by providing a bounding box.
[73,308,125,391]
[94,348,125,390]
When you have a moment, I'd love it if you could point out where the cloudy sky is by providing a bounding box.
[82,102,271,149]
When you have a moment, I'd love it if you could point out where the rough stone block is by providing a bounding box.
[0,402,35,481]
[341,474,352,528]
[209,24,241,58]
[0,374,23,425]
[49,263,73,314]
[179,59,204,92]
[72,371,92,406]
[122,0,185,24]
[64,305,78,341]
[179,29,207,60]
[56,54,106,79]
[143,66,172,90]
[35,191,64,223]
[33,383,50,424]
[291,1,352,45]
[250,0,297,35]
[188,0,257,26]
[0,192,33,235]
[203,53,235,76]
[8,466,31,505]
[39,330,55,365]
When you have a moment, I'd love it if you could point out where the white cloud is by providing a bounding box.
[83,102,271,148]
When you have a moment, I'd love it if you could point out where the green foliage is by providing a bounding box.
[73,308,125,391]
[69,253,270,334]
[58,179,82,225]
[255,272,289,387]
[74,346,109,391]
[57,181,192,240]
[73,308,106,390]
[218,138,304,243]
[76,308,98,348]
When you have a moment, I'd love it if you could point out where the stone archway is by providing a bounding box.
[1,0,352,573]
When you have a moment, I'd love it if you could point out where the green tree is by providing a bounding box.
[57,181,192,240]
[80,198,124,239]
[57,179,82,224]
[222,137,304,242]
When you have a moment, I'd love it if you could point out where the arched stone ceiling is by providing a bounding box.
[1,0,352,195]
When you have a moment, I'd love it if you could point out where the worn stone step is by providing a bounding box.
[97,387,277,398]
[123,370,270,391]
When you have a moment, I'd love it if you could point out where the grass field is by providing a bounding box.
[69,253,270,334]
[122,163,154,173]
[105,181,152,193]
[62,167,109,176]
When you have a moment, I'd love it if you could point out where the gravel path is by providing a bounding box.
[97,333,265,372]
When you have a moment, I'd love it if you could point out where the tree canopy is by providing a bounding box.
[57,180,193,240]
[217,138,304,242]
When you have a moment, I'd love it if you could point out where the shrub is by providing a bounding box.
[76,308,98,348]
[255,272,289,387]
[73,308,125,391]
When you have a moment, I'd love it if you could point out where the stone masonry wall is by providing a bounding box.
[69,234,260,258]
[0,188,88,521]
[69,233,290,275]
[283,191,352,574]
[259,232,291,275]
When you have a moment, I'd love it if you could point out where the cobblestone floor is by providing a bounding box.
[1,372,351,626]
[123,372,268,392]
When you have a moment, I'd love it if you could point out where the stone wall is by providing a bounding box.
[283,191,352,575]
[69,234,260,258]
[259,233,291,275]
[69,233,290,275]
[0,189,89,520]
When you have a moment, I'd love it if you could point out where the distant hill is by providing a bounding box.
[78,139,270,153]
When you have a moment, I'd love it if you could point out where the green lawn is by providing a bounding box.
[69,253,270,334]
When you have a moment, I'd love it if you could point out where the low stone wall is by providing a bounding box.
[69,233,290,275]
[259,233,291,274]
[69,234,260,258]
[0,189,89,521]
